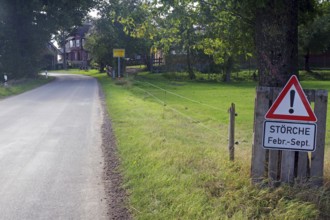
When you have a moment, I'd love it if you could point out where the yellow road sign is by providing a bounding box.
[113,49,125,57]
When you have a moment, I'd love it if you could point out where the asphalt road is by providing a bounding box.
[0,74,108,219]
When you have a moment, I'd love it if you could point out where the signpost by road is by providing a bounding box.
[113,49,125,58]
[263,75,317,152]
[113,49,125,78]
[252,75,327,185]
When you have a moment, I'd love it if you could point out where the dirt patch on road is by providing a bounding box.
[99,87,131,220]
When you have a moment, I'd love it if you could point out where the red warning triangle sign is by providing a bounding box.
[265,75,317,122]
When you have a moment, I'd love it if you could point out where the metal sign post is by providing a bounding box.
[113,49,125,78]
[118,57,120,78]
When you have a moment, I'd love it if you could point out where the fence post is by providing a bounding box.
[228,103,236,161]
[311,90,328,186]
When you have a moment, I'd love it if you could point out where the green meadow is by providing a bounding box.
[67,69,330,219]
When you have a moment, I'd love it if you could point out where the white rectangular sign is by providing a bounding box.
[263,121,316,152]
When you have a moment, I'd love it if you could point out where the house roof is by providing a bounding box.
[47,42,61,55]
[70,23,92,39]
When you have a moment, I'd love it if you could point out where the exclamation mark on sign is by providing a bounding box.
[289,90,295,114]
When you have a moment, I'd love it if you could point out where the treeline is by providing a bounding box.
[1,0,330,84]
[87,0,330,86]
[0,0,96,78]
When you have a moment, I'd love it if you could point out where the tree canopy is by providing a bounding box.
[84,0,151,72]
[89,0,306,85]
[0,0,326,85]
[0,0,96,78]
[299,1,330,72]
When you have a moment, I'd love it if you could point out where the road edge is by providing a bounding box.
[98,82,132,220]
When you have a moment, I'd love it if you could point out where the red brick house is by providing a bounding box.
[63,24,92,69]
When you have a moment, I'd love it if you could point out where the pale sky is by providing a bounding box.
[89,9,100,18]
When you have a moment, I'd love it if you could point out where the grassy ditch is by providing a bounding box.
[0,77,53,98]
[70,69,330,219]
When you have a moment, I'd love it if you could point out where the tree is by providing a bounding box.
[161,1,200,79]
[199,0,317,85]
[197,1,254,82]
[0,0,50,78]
[85,17,122,72]
[94,0,316,86]
[121,1,203,79]
[117,1,159,71]
[85,0,150,72]
[253,0,319,86]
[299,1,330,72]
[253,0,299,86]
[0,0,96,78]
[122,1,254,81]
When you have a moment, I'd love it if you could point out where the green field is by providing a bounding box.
[67,69,330,219]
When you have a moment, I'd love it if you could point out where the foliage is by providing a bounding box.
[197,0,254,81]
[59,0,324,85]
[0,0,96,78]
[118,1,255,80]
[299,1,330,71]
[85,0,152,72]
[118,0,320,84]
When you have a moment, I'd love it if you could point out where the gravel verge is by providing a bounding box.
[99,84,132,220]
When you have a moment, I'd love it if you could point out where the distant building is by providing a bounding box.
[42,42,60,70]
[308,51,330,69]
[62,24,92,69]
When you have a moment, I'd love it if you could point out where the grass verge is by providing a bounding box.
[68,69,330,219]
[0,77,53,98]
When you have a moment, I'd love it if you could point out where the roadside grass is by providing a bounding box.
[300,69,330,80]
[67,69,330,219]
[0,77,53,98]
[127,65,147,70]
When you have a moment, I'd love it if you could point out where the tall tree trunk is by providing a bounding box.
[150,52,153,72]
[304,48,311,72]
[225,56,233,82]
[60,31,67,70]
[255,0,298,87]
[144,47,153,72]
[99,62,105,73]
[187,48,195,79]
[187,28,195,80]
[63,41,67,70]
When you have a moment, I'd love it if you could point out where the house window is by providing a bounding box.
[82,39,85,47]
[70,40,75,48]
[76,39,80,48]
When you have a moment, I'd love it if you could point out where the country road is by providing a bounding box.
[0,74,108,219]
